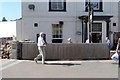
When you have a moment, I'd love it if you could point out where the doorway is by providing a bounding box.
[92,23,102,43]
[92,33,102,43]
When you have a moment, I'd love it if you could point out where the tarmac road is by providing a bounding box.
[0,59,118,79]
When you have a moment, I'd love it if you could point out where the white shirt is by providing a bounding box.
[106,40,111,45]
[85,39,89,43]
[37,36,45,46]
[85,39,92,43]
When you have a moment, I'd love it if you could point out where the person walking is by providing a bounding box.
[34,32,47,64]
[106,37,112,49]
[67,38,72,43]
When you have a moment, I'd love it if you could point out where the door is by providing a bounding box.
[92,23,102,43]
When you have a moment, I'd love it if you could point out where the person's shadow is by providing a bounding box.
[45,62,81,66]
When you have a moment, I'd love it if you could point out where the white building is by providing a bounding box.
[17,0,120,46]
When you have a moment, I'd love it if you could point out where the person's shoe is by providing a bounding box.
[34,58,38,64]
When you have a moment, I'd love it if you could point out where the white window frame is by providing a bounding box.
[49,0,66,11]
[90,0,100,10]
[52,24,63,39]
[85,0,103,12]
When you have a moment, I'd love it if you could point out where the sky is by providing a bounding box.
[0,0,21,21]
[0,0,21,38]
[0,0,120,21]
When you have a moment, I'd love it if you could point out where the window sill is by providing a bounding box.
[49,10,67,12]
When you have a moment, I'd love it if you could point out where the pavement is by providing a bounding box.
[0,59,119,79]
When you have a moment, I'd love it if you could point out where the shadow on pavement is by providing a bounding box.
[45,63,81,66]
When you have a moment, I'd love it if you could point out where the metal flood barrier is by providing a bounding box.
[16,43,110,60]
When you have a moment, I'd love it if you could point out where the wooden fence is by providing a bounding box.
[16,43,110,60]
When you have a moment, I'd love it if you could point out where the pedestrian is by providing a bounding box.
[34,32,47,64]
[67,38,72,43]
[85,39,90,43]
[85,35,92,43]
[115,38,120,67]
[106,37,112,49]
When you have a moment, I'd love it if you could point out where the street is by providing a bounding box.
[0,59,118,79]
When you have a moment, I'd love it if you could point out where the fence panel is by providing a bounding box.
[17,43,110,60]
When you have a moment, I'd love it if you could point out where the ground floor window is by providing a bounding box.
[91,23,102,43]
[52,24,63,43]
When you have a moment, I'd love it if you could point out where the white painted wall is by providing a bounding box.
[17,0,120,43]
[19,17,78,43]
[16,20,22,41]
[110,2,119,32]
[118,1,120,31]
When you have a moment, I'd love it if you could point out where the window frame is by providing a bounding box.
[85,0,103,12]
[49,0,66,12]
[52,24,63,43]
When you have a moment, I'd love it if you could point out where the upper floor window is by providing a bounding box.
[49,0,66,12]
[85,0,103,12]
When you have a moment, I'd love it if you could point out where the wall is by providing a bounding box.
[17,0,119,43]
[118,1,120,32]
[16,20,22,41]
[110,2,119,32]
[21,1,80,43]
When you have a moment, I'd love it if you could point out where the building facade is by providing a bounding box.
[17,0,120,46]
